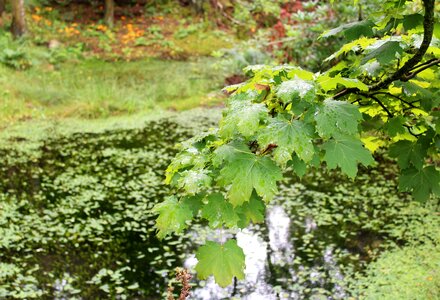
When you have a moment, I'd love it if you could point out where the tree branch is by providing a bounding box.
[402,58,440,81]
[334,88,356,99]
[370,0,435,91]
[403,124,424,137]
[334,0,436,99]
[371,92,418,109]
[360,93,394,118]
[408,58,440,72]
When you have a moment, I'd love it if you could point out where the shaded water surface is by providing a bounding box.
[0,110,411,299]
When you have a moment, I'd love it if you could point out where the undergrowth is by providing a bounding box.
[0,58,225,126]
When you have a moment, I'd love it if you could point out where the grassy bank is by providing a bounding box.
[0,58,226,127]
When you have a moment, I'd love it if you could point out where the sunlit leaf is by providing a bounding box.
[317,74,368,92]
[361,136,386,153]
[195,240,245,287]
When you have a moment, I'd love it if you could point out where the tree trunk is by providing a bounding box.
[11,0,26,37]
[0,0,6,16]
[104,0,114,28]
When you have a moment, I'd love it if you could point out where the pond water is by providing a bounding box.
[187,205,295,300]
[186,204,347,300]
[0,109,415,299]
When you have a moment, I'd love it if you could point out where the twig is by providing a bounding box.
[360,93,394,118]
[371,92,418,109]
[402,58,440,81]
[408,58,440,72]
[403,124,424,137]
[351,98,368,106]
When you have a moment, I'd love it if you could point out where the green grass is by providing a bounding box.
[0,57,226,127]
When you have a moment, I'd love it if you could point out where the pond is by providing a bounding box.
[0,109,429,299]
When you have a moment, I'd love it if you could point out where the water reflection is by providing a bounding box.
[267,206,294,266]
[0,110,419,299]
[187,205,305,299]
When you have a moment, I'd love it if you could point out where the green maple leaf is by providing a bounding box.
[177,169,212,194]
[276,77,316,103]
[288,155,307,177]
[396,81,434,99]
[317,74,368,92]
[152,197,193,239]
[181,194,204,215]
[402,14,424,31]
[384,116,406,137]
[258,116,314,166]
[435,23,440,39]
[434,111,440,134]
[322,135,374,178]
[201,193,240,228]
[220,97,267,139]
[320,20,375,41]
[362,41,403,65]
[236,192,265,228]
[195,240,245,287]
[214,142,282,206]
[399,166,440,201]
[315,99,362,138]
[286,67,314,80]
[165,146,209,184]
[389,140,425,170]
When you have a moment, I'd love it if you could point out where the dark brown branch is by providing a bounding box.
[260,143,278,155]
[351,98,368,106]
[408,58,440,72]
[360,93,394,118]
[402,58,440,81]
[403,124,424,137]
[359,95,423,137]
